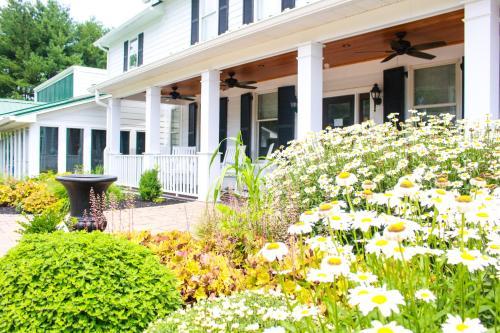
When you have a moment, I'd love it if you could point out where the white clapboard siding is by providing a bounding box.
[0,127,30,179]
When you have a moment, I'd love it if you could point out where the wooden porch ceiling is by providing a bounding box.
[157,9,464,98]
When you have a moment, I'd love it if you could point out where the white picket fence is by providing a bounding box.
[107,154,198,197]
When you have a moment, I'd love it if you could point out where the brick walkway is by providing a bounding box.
[0,200,207,257]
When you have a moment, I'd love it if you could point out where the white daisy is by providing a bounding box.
[361,320,413,333]
[415,289,436,303]
[326,211,352,231]
[441,314,487,333]
[299,210,320,224]
[263,327,286,333]
[291,304,319,321]
[288,221,313,235]
[382,216,421,241]
[351,211,382,232]
[305,235,335,252]
[320,255,351,276]
[306,268,335,283]
[393,177,420,198]
[259,242,289,262]
[357,287,405,317]
[349,271,378,285]
[336,171,358,186]
[446,248,493,272]
[365,234,396,256]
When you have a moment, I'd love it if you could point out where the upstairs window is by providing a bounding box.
[123,33,144,72]
[200,0,218,41]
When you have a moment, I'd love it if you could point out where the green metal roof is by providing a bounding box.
[0,99,41,115]
[4,95,98,118]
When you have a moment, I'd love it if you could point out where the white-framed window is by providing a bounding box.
[128,37,139,69]
[200,0,218,41]
[255,0,281,20]
[257,92,278,157]
[410,61,461,118]
[170,107,181,147]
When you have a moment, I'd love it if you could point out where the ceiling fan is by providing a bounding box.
[221,72,257,90]
[370,32,446,63]
[161,86,195,101]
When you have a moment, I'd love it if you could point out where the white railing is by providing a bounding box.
[108,154,144,188]
[106,153,199,197]
[153,155,198,197]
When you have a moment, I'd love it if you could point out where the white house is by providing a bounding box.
[0,66,182,180]
[90,0,499,199]
[1,0,498,201]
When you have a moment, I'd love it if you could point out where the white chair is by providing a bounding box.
[172,146,197,155]
[222,145,247,168]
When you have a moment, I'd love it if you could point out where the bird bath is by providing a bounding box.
[56,174,117,231]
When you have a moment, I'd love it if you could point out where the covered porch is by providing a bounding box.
[102,1,498,200]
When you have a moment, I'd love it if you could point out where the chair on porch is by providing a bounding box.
[172,146,197,155]
[221,145,247,169]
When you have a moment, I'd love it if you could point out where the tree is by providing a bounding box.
[0,0,107,100]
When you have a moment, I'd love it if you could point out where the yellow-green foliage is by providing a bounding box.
[20,188,58,214]
[0,177,59,213]
[0,184,14,206]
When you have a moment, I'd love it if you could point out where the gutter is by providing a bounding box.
[94,88,108,108]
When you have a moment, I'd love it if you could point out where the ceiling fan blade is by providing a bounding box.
[381,52,398,63]
[412,41,446,51]
[180,97,195,101]
[355,50,393,53]
[236,84,257,89]
[407,49,436,60]
[238,80,257,85]
[161,95,173,99]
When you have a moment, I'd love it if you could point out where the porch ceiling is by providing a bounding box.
[130,9,464,100]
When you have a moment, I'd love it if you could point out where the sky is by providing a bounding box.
[0,0,149,28]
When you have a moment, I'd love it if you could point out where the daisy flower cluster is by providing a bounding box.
[254,114,499,332]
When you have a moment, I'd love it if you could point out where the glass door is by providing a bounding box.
[40,126,58,173]
[66,128,83,172]
[359,93,371,123]
[91,130,106,171]
[323,95,355,129]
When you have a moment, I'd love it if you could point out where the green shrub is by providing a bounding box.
[139,169,162,201]
[107,183,126,203]
[17,208,65,234]
[0,232,182,332]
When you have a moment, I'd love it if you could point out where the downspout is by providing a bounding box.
[94,88,108,108]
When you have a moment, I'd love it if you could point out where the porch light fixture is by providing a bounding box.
[370,84,382,112]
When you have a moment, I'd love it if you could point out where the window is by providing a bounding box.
[256,0,281,20]
[124,33,143,72]
[120,131,130,155]
[129,38,139,69]
[200,0,218,41]
[170,107,181,147]
[136,132,145,155]
[40,127,58,173]
[66,128,83,172]
[91,130,106,171]
[413,63,458,117]
[257,92,278,157]
[359,93,371,123]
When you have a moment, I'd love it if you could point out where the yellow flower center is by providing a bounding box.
[421,292,429,298]
[295,222,305,226]
[490,244,500,250]
[338,172,351,179]
[377,328,394,333]
[437,177,448,183]
[331,200,339,205]
[394,246,405,253]
[327,257,342,266]
[436,189,447,195]
[363,189,373,195]
[456,323,469,332]
[301,309,309,315]
[476,211,489,218]
[304,210,314,215]
[266,243,280,250]
[318,273,327,278]
[319,203,332,211]
[317,237,327,242]
[330,215,341,221]
[383,193,394,197]
[361,217,373,223]
[400,179,414,188]
[371,295,387,304]
[460,252,475,261]
[474,177,484,182]
[388,222,406,233]
[375,239,389,246]
[358,274,368,281]
[357,290,369,295]
[456,195,472,203]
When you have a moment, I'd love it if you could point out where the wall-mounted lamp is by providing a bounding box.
[370,83,382,113]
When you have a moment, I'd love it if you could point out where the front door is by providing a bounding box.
[323,95,355,129]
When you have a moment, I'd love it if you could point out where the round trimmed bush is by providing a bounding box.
[0,232,181,332]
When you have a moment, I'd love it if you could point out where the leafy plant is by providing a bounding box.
[139,169,162,201]
[107,183,126,203]
[17,208,65,234]
[19,188,58,214]
[93,164,105,175]
[0,232,181,332]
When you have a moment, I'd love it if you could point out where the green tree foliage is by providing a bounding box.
[0,0,107,99]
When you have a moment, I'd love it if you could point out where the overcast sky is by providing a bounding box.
[0,0,149,28]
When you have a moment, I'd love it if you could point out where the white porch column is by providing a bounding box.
[105,98,121,174]
[57,126,67,173]
[144,86,161,169]
[198,69,220,201]
[297,42,323,138]
[28,124,40,177]
[130,129,138,155]
[83,127,92,172]
[464,0,500,120]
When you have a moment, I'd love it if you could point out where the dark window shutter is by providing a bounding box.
[188,102,197,146]
[383,66,405,123]
[240,93,253,156]
[278,85,296,147]
[243,0,254,24]
[120,131,130,155]
[281,0,295,11]
[137,33,144,66]
[219,97,228,160]
[123,41,129,72]
[218,0,229,35]
[136,131,145,155]
[191,0,199,45]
